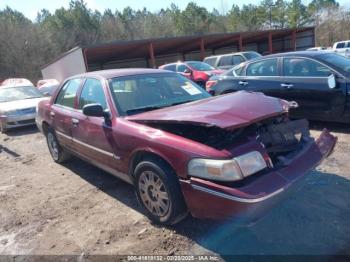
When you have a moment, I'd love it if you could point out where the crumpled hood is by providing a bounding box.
[0,97,47,113]
[127,91,289,129]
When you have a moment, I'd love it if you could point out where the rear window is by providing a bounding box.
[336,42,346,49]
[243,52,262,60]
[162,64,176,71]
[55,79,81,108]
[246,58,278,76]
[204,57,217,67]
[218,55,233,66]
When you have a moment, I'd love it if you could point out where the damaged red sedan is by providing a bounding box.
[36,69,337,225]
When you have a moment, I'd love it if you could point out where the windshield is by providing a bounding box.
[318,53,350,73]
[109,73,210,116]
[186,61,215,71]
[243,52,262,60]
[0,86,43,103]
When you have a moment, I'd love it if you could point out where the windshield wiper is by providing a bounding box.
[170,99,198,106]
[126,105,167,115]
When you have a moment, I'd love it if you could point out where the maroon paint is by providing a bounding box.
[37,69,337,221]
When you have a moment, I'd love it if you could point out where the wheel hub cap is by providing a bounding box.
[138,171,170,217]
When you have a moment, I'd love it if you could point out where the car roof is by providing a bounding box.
[69,68,172,80]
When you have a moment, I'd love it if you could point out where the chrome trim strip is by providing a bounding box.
[191,184,284,203]
[88,158,133,184]
[56,130,72,141]
[73,137,114,157]
[55,130,121,160]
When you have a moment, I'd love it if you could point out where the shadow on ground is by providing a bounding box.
[309,121,350,134]
[62,157,350,256]
[3,125,38,137]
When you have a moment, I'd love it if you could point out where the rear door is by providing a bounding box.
[51,78,82,151]
[279,57,346,120]
[238,58,283,98]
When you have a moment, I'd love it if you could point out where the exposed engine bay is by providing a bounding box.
[143,116,312,166]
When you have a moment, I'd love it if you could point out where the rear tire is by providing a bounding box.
[46,128,71,163]
[134,157,188,225]
[196,80,205,89]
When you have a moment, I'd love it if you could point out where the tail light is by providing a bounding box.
[205,80,217,91]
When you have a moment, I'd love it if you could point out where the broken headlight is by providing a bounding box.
[188,151,267,182]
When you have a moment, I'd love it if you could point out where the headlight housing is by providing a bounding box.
[188,151,267,182]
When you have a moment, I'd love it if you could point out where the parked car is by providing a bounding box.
[333,40,350,57]
[37,79,60,97]
[207,51,350,123]
[36,68,336,225]
[306,47,327,51]
[204,51,262,70]
[159,61,223,87]
[1,78,34,87]
[0,85,46,133]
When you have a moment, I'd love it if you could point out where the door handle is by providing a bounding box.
[72,118,79,127]
[281,83,293,89]
[50,111,55,118]
[238,81,248,86]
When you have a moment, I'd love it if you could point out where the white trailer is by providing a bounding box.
[41,47,87,83]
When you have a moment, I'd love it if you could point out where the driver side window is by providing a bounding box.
[78,78,107,110]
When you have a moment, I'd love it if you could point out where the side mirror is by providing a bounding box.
[328,74,336,89]
[83,104,110,122]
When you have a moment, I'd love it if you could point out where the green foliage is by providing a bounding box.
[0,0,345,81]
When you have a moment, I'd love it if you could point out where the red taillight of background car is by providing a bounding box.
[205,80,217,91]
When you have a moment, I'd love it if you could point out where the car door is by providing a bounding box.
[237,58,283,98]
[279,57,346,120]
[71,77,119,170]
[51,78,82,152]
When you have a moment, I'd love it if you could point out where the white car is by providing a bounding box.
[0,85,47,133]
[333,40,350,57]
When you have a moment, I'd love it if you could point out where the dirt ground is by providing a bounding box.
[0,122,350,259]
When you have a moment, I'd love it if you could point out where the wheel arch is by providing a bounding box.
[128,149,176,179]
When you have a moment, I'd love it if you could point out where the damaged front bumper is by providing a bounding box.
[180,129,337,222]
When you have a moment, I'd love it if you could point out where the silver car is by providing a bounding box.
[0,85,47,133]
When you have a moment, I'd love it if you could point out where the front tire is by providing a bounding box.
[134,157,187,225]
[46,128,70,163]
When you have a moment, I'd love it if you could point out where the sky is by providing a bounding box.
[0,0,349,20]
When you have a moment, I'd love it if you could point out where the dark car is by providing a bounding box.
[159,61,223,87]
[36,68,336,225]
[203,51,262,70]
[207,51,350,123]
